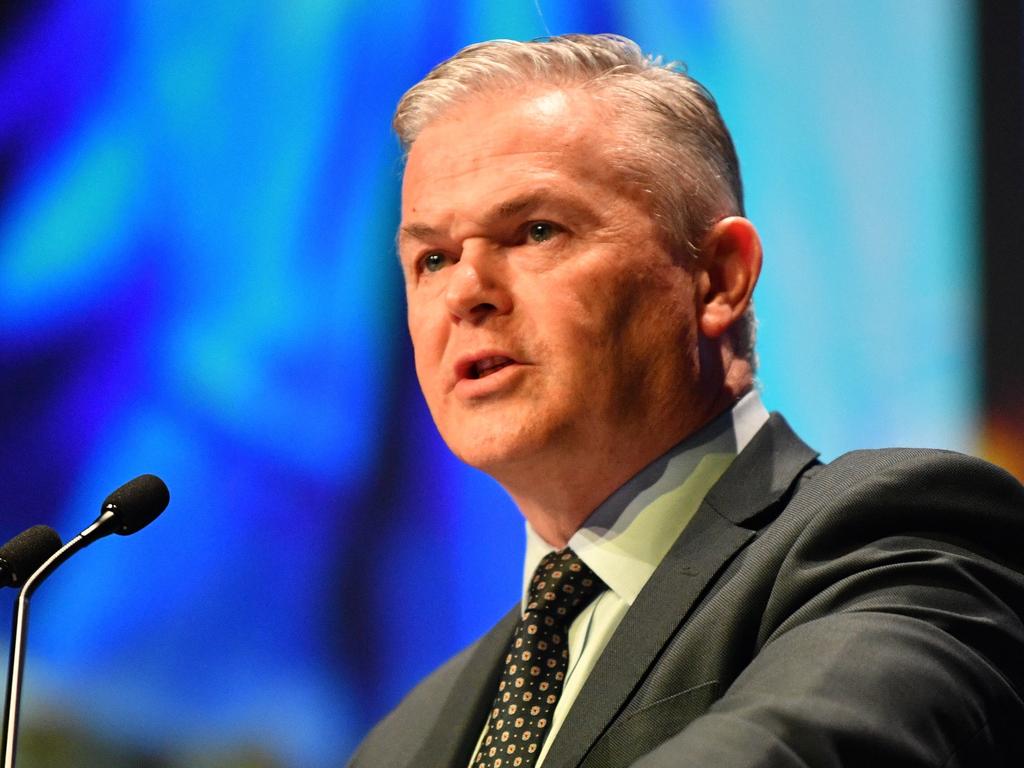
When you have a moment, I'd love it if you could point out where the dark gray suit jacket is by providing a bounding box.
[350,415,1024,767]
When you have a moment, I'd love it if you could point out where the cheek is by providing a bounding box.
[410,343,430,388]
[407,316,446,393]
[407,287,446,343]
[556,273,654,351]
[565,269,694,379]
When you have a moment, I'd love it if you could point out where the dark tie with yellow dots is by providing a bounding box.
[472,548,607,768]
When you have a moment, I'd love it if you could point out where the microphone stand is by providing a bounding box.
[1,510,116,768]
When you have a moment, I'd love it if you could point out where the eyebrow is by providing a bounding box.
[398,190,579,246]
[399,222,440,242]
[493,194,542,220]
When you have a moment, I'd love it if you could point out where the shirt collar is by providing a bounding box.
[523,389,769,608]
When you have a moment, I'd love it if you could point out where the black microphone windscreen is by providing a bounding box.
[101,474,170,535]
[0,525,63,586]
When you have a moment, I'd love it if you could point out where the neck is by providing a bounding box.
[500,364,753,548]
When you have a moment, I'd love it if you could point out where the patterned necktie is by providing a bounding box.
[472,548,607,768]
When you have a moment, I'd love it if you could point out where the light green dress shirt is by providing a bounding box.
[470,389,769,767]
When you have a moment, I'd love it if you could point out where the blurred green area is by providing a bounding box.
[18,706,285,768]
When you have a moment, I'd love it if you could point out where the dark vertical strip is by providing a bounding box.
[978,0,1024,479]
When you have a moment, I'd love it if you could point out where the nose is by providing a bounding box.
[444,242,512,322]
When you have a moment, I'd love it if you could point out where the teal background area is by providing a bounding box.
[0,2,976,765]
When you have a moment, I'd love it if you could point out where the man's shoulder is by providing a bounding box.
[710,412,1023,530]
[348,607,519,768]
[721,438,1024,593]
[750,444,1024,594]
[794,444,1023,507]
[348,641,478,767]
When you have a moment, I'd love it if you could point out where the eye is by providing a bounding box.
[421,251,450,273]
[527,221,558,243]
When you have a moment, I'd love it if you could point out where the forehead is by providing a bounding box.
[400,87,624,218]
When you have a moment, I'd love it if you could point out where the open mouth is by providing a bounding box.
[469,356,514,380]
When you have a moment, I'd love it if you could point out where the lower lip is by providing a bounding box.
[453,363,525,398]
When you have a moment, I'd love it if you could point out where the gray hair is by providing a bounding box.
[393,33,757,366]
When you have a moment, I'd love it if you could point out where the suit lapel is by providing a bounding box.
[412,606,519,768]
[701,413,821,527]
[542,414,818,768]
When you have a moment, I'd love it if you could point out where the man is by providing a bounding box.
[351,34,1024,767]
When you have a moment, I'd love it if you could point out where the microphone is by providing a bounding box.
[0,527,62,589]
[95,473,171,537]
[1,475,169,768]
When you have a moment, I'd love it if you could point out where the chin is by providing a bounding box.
[445,417,557,474]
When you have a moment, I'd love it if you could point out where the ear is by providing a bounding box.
[694,216,763,340]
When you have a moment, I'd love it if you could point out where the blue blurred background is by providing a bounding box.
[0,1,1019,765]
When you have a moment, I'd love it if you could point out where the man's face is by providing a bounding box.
[399,88,706,478]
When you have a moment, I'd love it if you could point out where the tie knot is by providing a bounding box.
[525,548,605,622]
